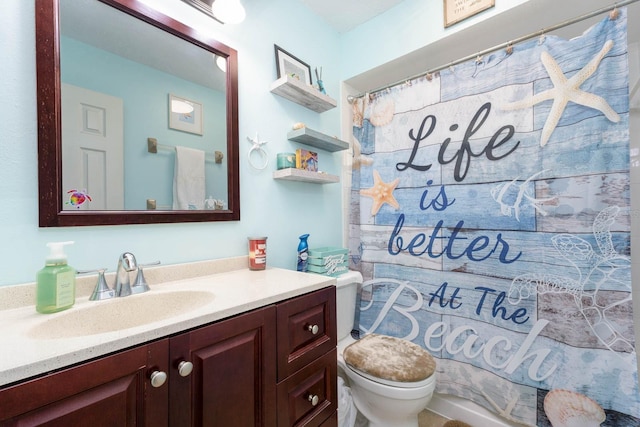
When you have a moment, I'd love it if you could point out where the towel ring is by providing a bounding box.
[247,133,269,170]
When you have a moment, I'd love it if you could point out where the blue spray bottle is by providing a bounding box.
[297,234,309,272]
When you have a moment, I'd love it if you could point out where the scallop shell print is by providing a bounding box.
[369,97,395,127]
[543,389,605,427]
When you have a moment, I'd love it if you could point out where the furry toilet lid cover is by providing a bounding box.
[343,333,436,382]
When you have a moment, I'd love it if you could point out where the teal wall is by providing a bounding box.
[337,0,530,82]
[61,36,227,210]
[0,0,608,287]
[0,0,342,286]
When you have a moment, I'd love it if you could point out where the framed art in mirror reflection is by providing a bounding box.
[169,94,203,135]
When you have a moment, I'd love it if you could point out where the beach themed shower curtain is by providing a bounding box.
[348,8,639,426]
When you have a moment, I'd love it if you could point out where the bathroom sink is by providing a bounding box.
[28,290,215,339]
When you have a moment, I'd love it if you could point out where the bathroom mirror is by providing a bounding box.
[36,0,240,226]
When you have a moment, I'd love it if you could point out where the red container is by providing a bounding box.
[248,237,267,270]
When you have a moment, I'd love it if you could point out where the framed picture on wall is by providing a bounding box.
[443,0,494,28]
[169,94,203,135]
[274,45,312,85]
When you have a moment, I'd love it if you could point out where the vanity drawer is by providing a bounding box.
[276,348,337,427]
[318,412,337,427]
[276,286,336,381]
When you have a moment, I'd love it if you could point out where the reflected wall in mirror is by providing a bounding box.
[36,0,240,226]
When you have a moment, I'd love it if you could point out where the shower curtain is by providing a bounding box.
[349,8,639,426]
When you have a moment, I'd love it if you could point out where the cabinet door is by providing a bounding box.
[170,305,277,427]
[0,339,169,427]
[276,287,336,381]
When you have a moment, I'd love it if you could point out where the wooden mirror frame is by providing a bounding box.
[36,0,240,227]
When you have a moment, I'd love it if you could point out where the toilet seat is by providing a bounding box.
[343,334,436,388]
[346,364,435,388]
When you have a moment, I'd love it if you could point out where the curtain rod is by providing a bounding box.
[348,0,639,102]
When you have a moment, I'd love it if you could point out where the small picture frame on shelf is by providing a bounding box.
[274,44,312,85]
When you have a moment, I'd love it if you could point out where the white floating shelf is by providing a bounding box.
[270,75,337,113]
[273,168,340,184]
[287,127,349,152]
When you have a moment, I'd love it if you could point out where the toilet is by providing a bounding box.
[336,271,436,427]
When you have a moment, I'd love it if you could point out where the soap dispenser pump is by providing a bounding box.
[36,241,76,314]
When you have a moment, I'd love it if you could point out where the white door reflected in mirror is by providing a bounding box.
[61,83,124,211]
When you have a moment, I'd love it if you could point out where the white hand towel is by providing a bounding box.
[173,146,205,210]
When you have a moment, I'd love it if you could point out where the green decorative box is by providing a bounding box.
[307,247,349,277]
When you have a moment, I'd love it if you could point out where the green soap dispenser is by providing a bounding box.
[36,241,76,314]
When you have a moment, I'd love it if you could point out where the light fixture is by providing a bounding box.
[181,0,246,24]
[211,0,246,24]
[215,55,227,72]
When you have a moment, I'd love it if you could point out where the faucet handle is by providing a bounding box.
[131,261,161,295]
[78,268,114,301]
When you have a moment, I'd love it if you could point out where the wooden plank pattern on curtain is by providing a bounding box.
[349,8,639,426]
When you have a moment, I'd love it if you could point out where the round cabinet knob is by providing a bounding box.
[178,360,194,377]
[150,370,167,388]
[308,394,320,407]
[306,324,319,335]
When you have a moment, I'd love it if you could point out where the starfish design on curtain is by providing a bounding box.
[360,169,400,216]
[502,40,620,147]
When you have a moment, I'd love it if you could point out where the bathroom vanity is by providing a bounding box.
[0,260,337,426]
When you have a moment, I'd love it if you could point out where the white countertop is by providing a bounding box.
[0,261,335,387]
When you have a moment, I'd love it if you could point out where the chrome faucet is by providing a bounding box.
[80,254,159,301]
[115,252,137,297]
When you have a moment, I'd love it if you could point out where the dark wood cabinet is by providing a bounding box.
[169,305,277,427]
[277,349,337,427]
[0,339,169,427]
[276,286,337,427]
[0,286,336,427]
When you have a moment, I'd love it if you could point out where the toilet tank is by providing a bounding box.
[335,270,363,341]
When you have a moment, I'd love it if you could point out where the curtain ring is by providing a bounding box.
[610,6,619,20]
[538,31,546,45]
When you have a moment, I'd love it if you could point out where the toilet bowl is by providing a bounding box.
[336,271,436,427]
